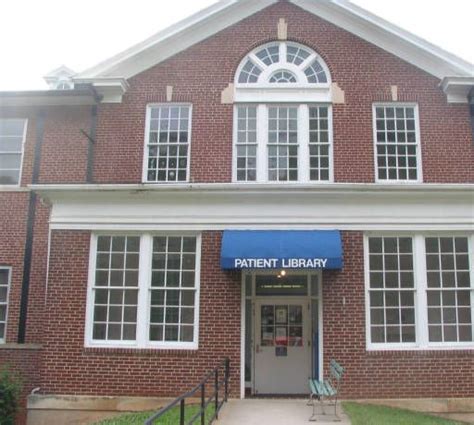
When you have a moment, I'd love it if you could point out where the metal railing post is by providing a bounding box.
[201,382,205,425]
[224,358,230,402]
[180,398,185,425]
[215,368,219,419]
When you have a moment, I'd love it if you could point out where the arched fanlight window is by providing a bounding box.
[235,41,330,86]
[269,70,297,83]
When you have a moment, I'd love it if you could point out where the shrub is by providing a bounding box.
[0,367,22,425]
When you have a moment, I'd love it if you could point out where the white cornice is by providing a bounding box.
[76,0,277,79]
[32,183,474,231]
[74,0,473,82]
[73,77,130,103]
[294,0,474,79]
[440,77,474,103]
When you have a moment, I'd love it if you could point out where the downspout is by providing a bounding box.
[17,110,45,343]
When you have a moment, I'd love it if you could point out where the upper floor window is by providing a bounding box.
[373,104,422,183]
[144,105,191,183]
[0,119,27,185]
[236,42,330,87]
[234,42,332,184]
[234,105,332,183]
[0,268,11,343]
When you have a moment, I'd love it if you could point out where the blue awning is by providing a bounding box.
[221,230,343,270]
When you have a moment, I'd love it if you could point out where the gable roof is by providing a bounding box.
[76,0,473,82]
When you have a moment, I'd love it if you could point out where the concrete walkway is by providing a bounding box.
[216,399,351,425]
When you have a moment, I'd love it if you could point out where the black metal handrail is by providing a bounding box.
[144,358,230,425]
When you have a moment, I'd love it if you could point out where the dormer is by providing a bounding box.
[44,65,76,90]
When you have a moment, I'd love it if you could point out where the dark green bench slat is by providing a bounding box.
[309,379,337,397]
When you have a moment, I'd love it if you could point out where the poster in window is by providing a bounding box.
[275,306,288,324]
[275,326,288,346]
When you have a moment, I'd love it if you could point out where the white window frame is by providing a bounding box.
[85,232,201,350]
[372,103,423,184]
[232,104,334,183]
[0,266,11,344]
[0,119,27,188]
[142,104,192,184]
[364,233,474,351]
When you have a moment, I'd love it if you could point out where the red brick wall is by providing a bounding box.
[40,230,241,397]
[0,192,29,344]
[0,347,41,425]
[89,1,472,184]
[324,232,474,399]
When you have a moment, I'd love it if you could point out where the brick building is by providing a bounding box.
[0,0,473,423]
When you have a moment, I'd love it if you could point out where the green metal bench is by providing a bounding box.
[308,359,345,422]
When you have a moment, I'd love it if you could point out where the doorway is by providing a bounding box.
[242,271,322,396]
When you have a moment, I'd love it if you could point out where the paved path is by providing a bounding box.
[216,399,351,425]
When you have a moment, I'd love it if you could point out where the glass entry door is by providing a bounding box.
[254,298,311,394]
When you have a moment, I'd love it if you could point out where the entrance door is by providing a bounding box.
[254,299,311,394]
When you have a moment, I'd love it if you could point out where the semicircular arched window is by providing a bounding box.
[236,41,330,86]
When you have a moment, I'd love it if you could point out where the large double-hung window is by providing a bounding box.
[87,234,200,349]
[366,235,473,349]
[0,119,27,185]
[144,105,191,183]
[234,104,332,183]
[234,41,333,183]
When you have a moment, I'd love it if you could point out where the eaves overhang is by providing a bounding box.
[0,89,98,107]
[440,77,474,104]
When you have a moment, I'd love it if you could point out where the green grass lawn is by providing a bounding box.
[342,402,464,425]
[94,403,216,425]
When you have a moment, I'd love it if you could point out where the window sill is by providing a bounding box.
[0,343,42,350]
[367,345,474,354]
[84,346,198,357]
[0,185,29,192]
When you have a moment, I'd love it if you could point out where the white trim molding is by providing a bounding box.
[440,77,474,104]
[31,183,474,231]
[75,0,473,82]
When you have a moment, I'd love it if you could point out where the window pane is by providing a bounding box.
[147,106,190,182]
[426,237,472,343]
[268,107,298,182]
[236,107,257,182]
[150,236,198,343]
[309,107,331,181]
[368,237,416,344]
[0,268,10,341]
[374,106,418,181]
[92,236,139,341]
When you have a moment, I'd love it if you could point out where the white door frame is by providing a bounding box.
[240,271,323,398]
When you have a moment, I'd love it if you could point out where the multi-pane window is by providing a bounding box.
[268,107,298,182]
[149,236,197,343]
[269,71,297,83]
[238,60,263,83]
[374,105,420,182]
[368,237,416,344]
[366,234,473,349]
[88,234,200,349]
[235,107,257,182]
[92,236,140,342]
[309,107,330,181]
[0,268,11,343]
[237,42,329,85]
[145,105,191,183]
[426,237,472,343]
[234,105,332,183]
[0,120,26,185]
